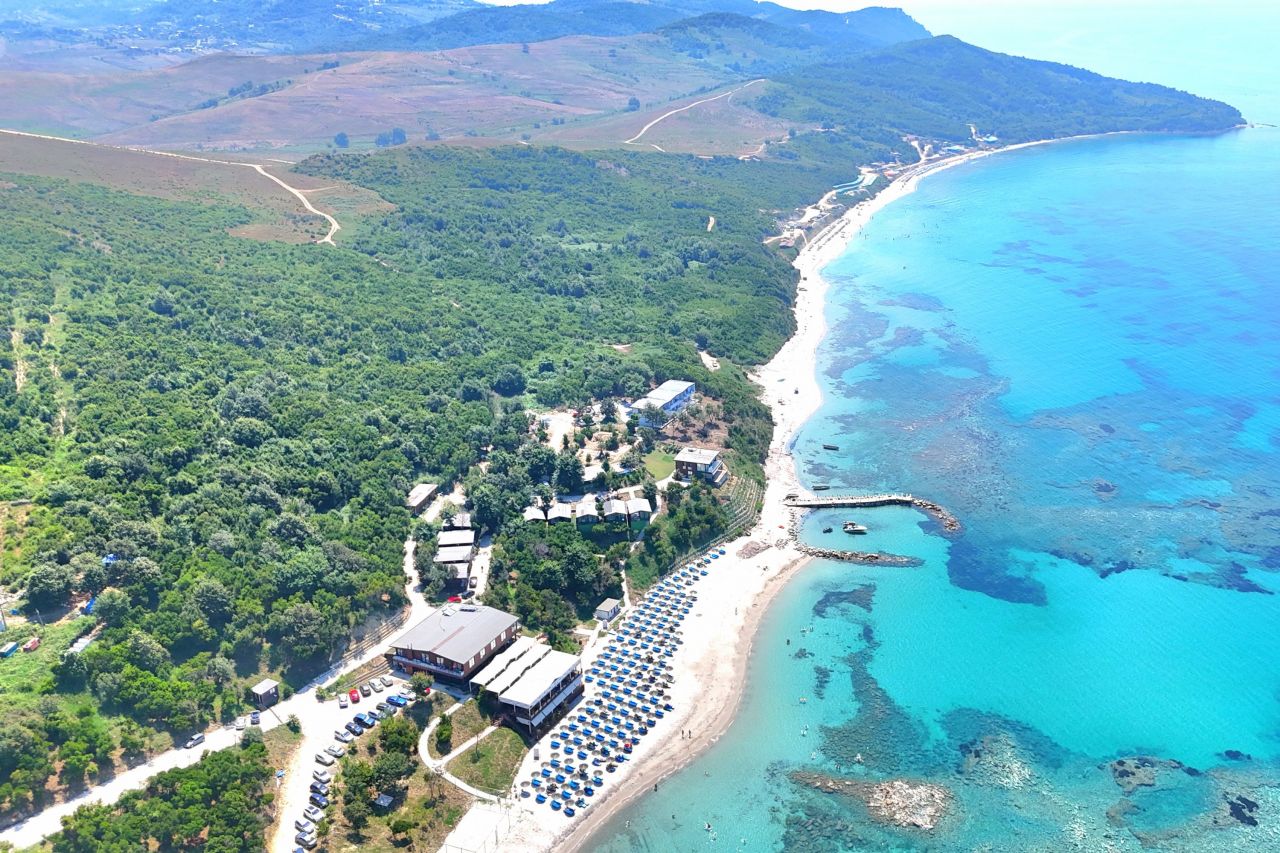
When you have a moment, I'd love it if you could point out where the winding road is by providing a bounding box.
[0,129,341,244]
[623,79,766,145]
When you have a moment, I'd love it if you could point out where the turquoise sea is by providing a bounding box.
[590,127,1280,851]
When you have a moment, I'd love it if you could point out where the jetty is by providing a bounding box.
[796,544,921,566]
[786,492,962,534]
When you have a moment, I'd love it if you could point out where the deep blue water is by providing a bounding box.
[591,129,1280,851]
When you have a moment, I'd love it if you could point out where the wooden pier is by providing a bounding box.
[786,492,962,534]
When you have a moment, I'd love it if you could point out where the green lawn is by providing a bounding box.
[643,449,675,481]
[0,616,93,709]
[445,727,529,796]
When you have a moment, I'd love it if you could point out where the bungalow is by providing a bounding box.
[628,380,695,428]
[674,447,727,486]
[547,503,574,524]
[388,604,520,683]
[575,497,600,525]
[437,528,477,549]
[522,505,546,523]
[433,545,474,567]
[603,498,628,523]
[625,497,652,522]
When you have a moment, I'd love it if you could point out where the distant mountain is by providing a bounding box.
[359,0,929,54]
[755,35,1245,142]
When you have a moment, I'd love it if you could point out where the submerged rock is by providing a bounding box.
[790,771,950,830]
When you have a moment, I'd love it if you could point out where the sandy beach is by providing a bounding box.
[470,143,1052,853]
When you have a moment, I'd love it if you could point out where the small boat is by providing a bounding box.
[843,521,868,534]
[822,443,839,451]
[813,484,831,491]
[822,527,833,533]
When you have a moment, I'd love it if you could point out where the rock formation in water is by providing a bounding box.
[790,771,950,829]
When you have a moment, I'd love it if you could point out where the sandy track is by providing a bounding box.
[623,79,765,145]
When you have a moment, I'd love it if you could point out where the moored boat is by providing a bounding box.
[843,521,868,534]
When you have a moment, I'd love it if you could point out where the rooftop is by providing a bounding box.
[407,483,437,508]
[250,678,279,694]
[470,635,543,690]
[437,528,476,547]
[523,506,546,522]
[499,648,581,709]
[625,497,652,514]
[597,597,621,610]
[675,447,720,465]
[393,605,518,666]
[632,379,694,411]
[443,512,472,531]
[434,545,474,564]
[478,638,550,695]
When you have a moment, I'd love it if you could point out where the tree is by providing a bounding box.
[409,672,433,699]
[627,96,641,111]
[371,751,412,791]
[378,716,419,755]
[94,588,131,628]
[491,364,526,397]
[342,793,371,829]
[25,562,74,610]
[333,132,350,148]
[435,715,453,751]
[192,578,233,625]
[390,817,415,838]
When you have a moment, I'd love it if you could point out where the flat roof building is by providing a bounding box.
[576,498,600,523]
[496,648,583,734]
[595,598,622,622]
[603,498,628,522]
[388,605,519,682]
[629,380,695,427]
[675,447,727,486]
[523,505,546,523]
[625,497,652,519]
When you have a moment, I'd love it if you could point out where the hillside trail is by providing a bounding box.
[623,78,766,145]
[0,129,341,244]
[8,325,24,392]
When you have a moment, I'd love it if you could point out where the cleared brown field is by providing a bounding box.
[2,34,751,153]
[0,131,389,243]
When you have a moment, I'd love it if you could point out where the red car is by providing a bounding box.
[348,688,360,704]
[447,595,462,603]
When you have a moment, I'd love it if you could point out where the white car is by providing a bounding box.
[303,805,324,823]
[380,675,394,688]
[337,694,349,709]
[315,752,335,766]
[325,744,346,758]
[234,717,246,731]
[312,769,332,784]
[294,818,315,833]
[370,680,384,693]
[334,729,354,743]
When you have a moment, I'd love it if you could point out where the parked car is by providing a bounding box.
[447,595,462,603]
[370,680,383,693]
[367,709,383,721]
[184,733,205,749]
[344,721,364,736]
[234,717,246,731]
[309,781,329,796]
[315,752,335,766]
[325,744,346,758]
[295,832,317,850]
[334,729,354,743]
[309,793,329,809]
[354,712,375,728]
[303,805,324,823]
[468,575,478,589]
[294,818,315,833]
[380,675,394,688]
[461,589,475,599]
[349,688,361,703]
[337,694,349,709]
[359,684,372,697]
[312,769,332,784]
[387,695,408,708]
[250,711,261,725]
[376,702,393,713]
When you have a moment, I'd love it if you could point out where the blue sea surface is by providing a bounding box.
[590,128,1280,851]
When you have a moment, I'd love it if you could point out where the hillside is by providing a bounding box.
[753,35,1245,141]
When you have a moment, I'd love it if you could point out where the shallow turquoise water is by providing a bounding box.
[590,129,1280,851]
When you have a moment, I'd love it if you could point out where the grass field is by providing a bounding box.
[326,760,472,852]
[643,449,676,481]
[428,700,494,758]
[445,727,529,796]
[0,616,93,710]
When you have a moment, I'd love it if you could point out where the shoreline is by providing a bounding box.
[492,134,1108,853]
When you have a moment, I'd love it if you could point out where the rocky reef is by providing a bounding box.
[790,771,950,829]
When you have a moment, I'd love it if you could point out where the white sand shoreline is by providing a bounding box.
[467,137,1083,853]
